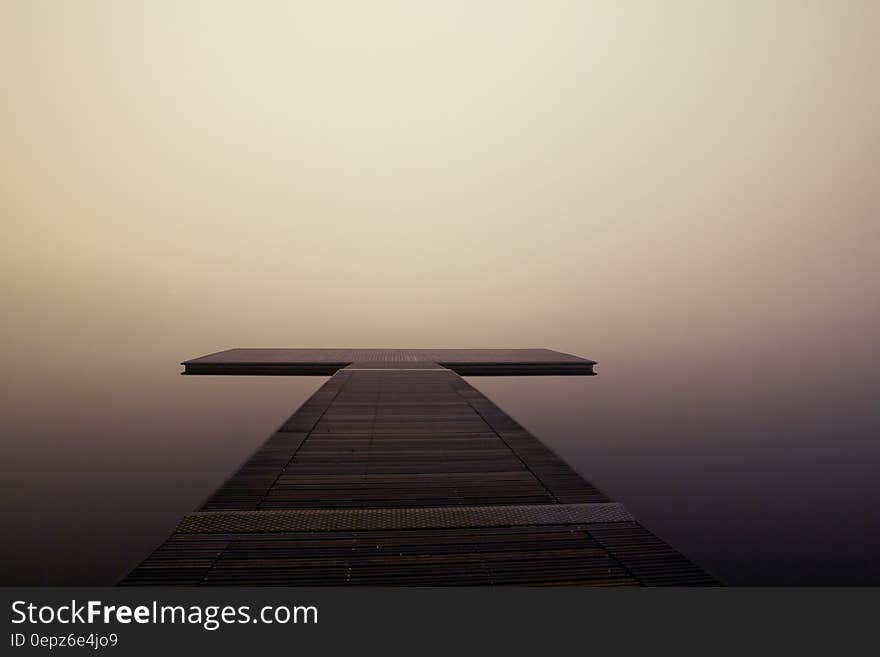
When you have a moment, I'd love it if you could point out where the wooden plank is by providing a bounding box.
[198,368,606,510]
[121,525,638,586]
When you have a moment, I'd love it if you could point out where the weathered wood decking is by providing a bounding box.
[122,350,717,586]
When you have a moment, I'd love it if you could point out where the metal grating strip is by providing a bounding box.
[176,502,633,533]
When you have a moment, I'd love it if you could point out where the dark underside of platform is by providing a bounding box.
[122,351,717,586]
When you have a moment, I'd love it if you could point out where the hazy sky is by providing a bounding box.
[2,1,879,585]
[4,0,878,368]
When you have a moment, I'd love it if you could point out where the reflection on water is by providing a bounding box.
[1,343,879,584]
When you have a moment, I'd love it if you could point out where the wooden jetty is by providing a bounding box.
[122,349,717,586]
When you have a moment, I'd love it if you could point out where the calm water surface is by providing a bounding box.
[2,341,878,585]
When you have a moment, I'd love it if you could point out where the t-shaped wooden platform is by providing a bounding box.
[179,348,598,376]
[122,349,717,585]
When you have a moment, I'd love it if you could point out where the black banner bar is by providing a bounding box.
[2,587,876,655]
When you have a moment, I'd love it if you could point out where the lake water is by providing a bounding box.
[2,339,877,585]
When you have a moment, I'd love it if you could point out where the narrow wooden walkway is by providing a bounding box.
[122,351,717,586]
